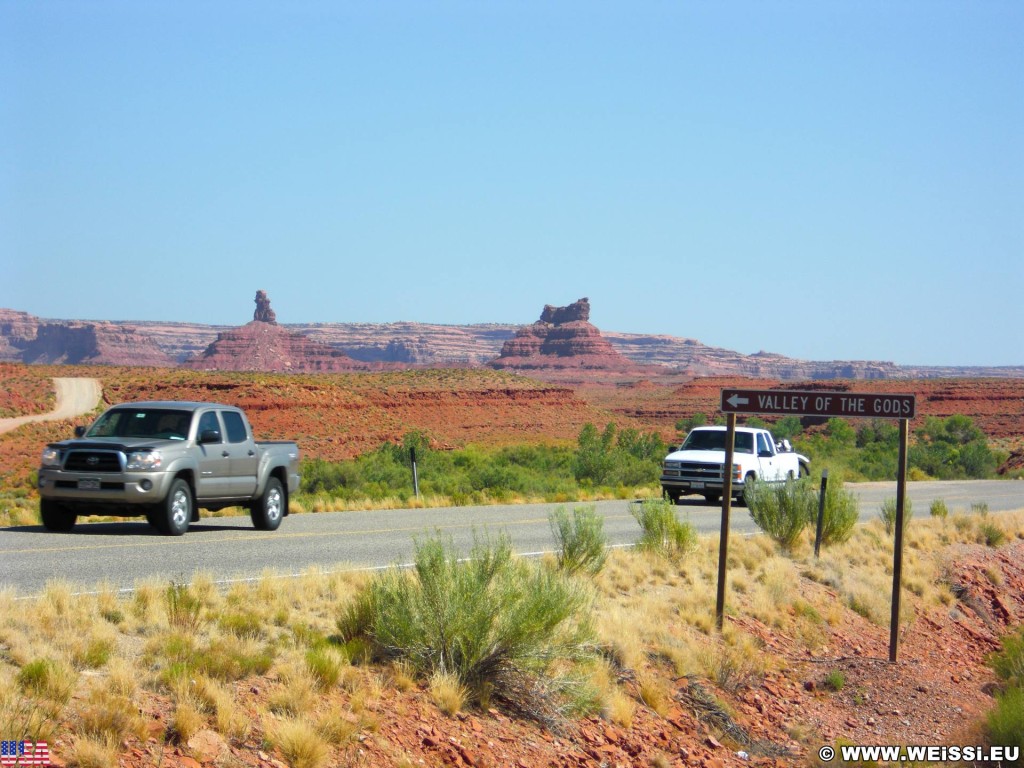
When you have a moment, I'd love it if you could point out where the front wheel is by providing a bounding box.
[251,477,285,531]
[41,499,77,532]
[737,473,757,506]
[158,479,192,536]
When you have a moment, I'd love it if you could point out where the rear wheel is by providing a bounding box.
[41,499,77,532]
[799,462,810,478]
[251,477,285,531]
[158,479,192,536]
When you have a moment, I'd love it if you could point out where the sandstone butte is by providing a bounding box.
[180,291,378,373]
[488,297,647,374]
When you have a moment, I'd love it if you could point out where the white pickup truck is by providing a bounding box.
[660,426,810,504]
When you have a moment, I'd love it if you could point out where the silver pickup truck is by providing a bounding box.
[38,401,300,535]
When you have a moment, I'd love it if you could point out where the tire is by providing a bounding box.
[737,473,757,506]
[703,493,721,504]
[251,476,285,531]
[158,478,192,536]
[40,499,77,532]
[798,462,810,478]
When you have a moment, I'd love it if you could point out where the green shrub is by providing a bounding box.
[744,478,814,552]
[980,522,1007,548]
[813,475,859,547]
[341,533,595,713]
[972,501,990,516]
[985,686,1024,754]
[305,645,347,691]
[823,669,845,692]
[631,499,697,559]
[879,496,912,536]
[929,499,949,520]
[989,627,1024,688]
[16,658,75,703]
[549,505,608,576]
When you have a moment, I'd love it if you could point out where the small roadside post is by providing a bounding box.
[717,388,915,661]
[814,469,829,558]
[410,447,420,499]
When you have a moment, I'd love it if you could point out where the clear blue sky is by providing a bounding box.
[2,2,1021,367]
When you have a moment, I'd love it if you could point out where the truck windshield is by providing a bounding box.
[86,409,192,440]
[681,430,754,454]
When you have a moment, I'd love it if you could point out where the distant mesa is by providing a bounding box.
[488,298,636,371]
[0,308,173,367]
[182,291,361,372]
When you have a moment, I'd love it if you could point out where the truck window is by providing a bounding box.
[757,433,773,455]
[197,411,222,442]
[681,430,754,454]
[221,411,249,444]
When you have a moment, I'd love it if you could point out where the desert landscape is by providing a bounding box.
[1,295,1023,768]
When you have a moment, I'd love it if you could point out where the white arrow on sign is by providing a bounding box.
[726,394,749,408]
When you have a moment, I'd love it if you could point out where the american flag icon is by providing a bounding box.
[0,741,50,766]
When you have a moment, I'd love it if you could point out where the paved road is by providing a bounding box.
[1,479,1021,595]
[0,377,102,434]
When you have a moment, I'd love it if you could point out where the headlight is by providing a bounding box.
[126,450,163,471]
[41,447,62,468]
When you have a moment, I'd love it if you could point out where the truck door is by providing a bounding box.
[221,410,258,497]
[756,432,780,481]
[195,410,232,498]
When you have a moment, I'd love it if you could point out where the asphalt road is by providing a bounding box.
[1,479,1021,595]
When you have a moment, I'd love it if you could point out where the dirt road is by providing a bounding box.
[0,377,102,434]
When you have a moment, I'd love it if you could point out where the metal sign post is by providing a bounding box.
[715,413,737,632]
[814,469,829,558]
[715,388,914,662]
[889,419,909,662]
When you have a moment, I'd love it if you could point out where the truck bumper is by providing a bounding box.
[660,477,744,497]
[38,468,176,509]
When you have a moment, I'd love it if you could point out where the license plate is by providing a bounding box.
[78,478,101,491]
[691,481,705,489]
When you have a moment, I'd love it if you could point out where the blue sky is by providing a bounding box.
[2,2,1021,367]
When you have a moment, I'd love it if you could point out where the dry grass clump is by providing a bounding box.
[429,670,469,716]
[267,717,331,768]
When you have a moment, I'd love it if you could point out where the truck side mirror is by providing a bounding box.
[199,429,222,444]
[74,426,87,438]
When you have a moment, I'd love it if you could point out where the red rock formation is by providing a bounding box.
[253,290,277,324]
[0,309,39,359]
[182,322,367,373]
[14,319,175,367]
[489,298,637,371]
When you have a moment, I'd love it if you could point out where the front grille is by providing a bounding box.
[64,451,123,473]
[678,462,723,479]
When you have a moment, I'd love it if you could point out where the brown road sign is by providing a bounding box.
[721,388,915,419]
